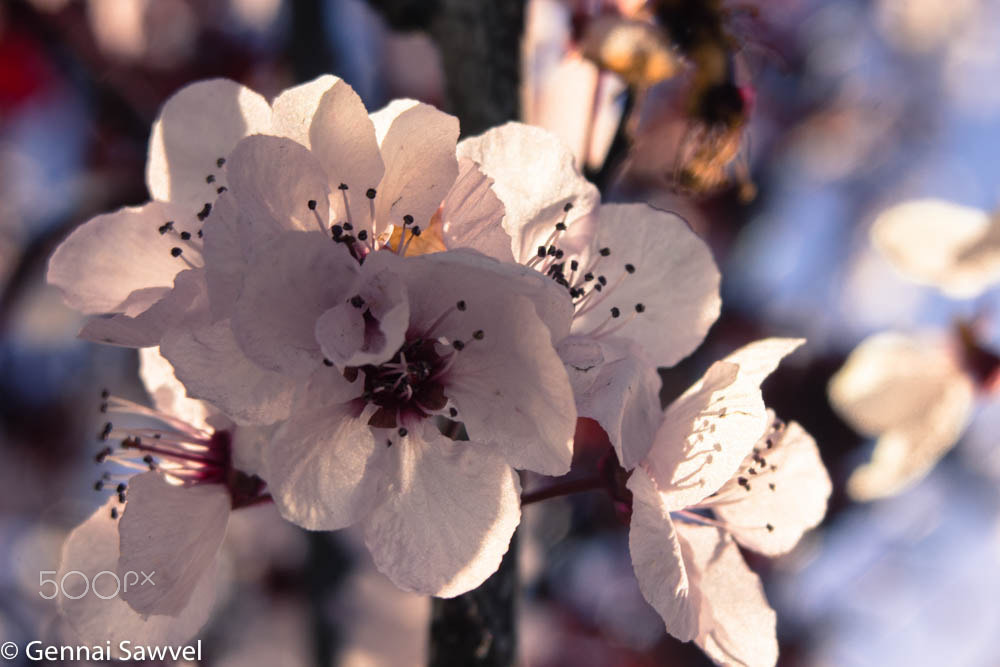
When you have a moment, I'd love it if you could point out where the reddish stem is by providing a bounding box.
[520,475,605,506]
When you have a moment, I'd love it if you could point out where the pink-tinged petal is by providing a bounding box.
[871,199,1000,298]
[676,523,778,667]
[627,467,698,642]
[226,135,332,246]
[372,102,460,237]
[363,423,520,597]
[572,203,721,368]
[58,497,216,649]
[315,250,409,368]
[231,231,360,377]
[138,346,212,432]
[146,79,271,211]
[265,400,384,531]
[713,415,831,556]
[559,336,661,469]
[48,201,199,314]
[397,251,576,474]
[440,158,514,262]
[281,77,385,232]
[78,268,207,347]
[230,423,277,479]
[118,472,229,617]
[160,319,297,425]
[201,192,249,319]
[456,122,600,263]
[646,338,805,511]
[828,331,975,500]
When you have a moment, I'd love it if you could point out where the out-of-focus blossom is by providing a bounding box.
[829,331,978,500]
[871,198,1000,298]
[628,338,830,666]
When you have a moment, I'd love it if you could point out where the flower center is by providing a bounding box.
[357,336,450,430]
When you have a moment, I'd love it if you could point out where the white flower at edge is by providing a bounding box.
[445,121,722,469]
[871,198,1000,298]
[829,330,976,501]
[627,338,831,667]
[57,348,270,648]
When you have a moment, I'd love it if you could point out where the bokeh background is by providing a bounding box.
[2,0,1000,665]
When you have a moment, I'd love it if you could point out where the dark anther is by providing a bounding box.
[197,202,212,221]
[769,483,776,491]
[570,260,579,271]
[171,247,183,257]
[738,476,750,490]
[456,300,467,311]
[366,188,377,199]
[411,226,421,236]
[331,224,343,240]
[555,222,567,231]
[358,230,368,241]
[449,407,458,417]
[179,231,191,241]
[563,202,573,212]
[598,275,607,285]
[472,330,484,340]
[766,523,774,532]
[118,491,127,503]
[599,247,611,256]
[99,402,108,414]
[206,175,216,184]
[611,307,621,318]
[398,427,408,437]
[197,229,204,238]
[142,454,154,464]
[96,447,111,463]
[403,214,414,225]
[116,483,126,493]
[94,480,104,491]
[350,295,365,308]
[338,183,349,190]
[217,186,227,194]
[343,222,353,231]
[452,340,466,351]
[101,389,110,399]
[555,249,564,259]
[307,199,317,210]
[99,422,113,441]
[323,358,334,367]
[110,508,119,519]
[537,246,547,258]
[216,157,226,168]
[635,303,646,313]
[625,263,636,273]
[584,272,594,281]
[547,245,557,256]
[594,284,603,292]
[157,221,174,235]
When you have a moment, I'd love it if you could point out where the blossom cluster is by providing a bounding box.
[48,76,830,666]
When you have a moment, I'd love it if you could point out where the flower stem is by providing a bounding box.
[520,475,606,506]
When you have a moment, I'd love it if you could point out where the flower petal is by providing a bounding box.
[456,122,600,263]
[226,135,333,246]
[201,192,249,319]
[677,522,778,667]
[440,158,514,263]
[160,319,297,425]
[714,416,832,556]
[139,346,212,432]
[47,202,199,314]
[363,423,520,597]
[559,336,661,469]
[627,466,698,642]
[572,203,721,368]
[146,79,271,211]
[118,472,229,617]
[231,231,360,377]
[58,497,216,649]
[265,399,384,531]
[871,199,1000,297]
[645,338,804,511]
[373,101,460,237]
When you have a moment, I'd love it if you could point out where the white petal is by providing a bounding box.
[373,101,460,236]
[315,249,409,368]
[440,158,514,263]
[830,333,975,499]
[559,336,661,469]
[78,268,207,347]
[160,319,297,425]
[226,135,332,246]
[230,423,277,479]
[714,417,832,556]
[399,251,577,474]
[274,76,385,231]
[118,472,229,617]
[58,497,216,648]
[231,231,360,377]
[266,398,385,531]
[627,467,698,642]
[457,122,600,263]
[146,79,271,211]
[645,338,805,510]
[139,346,212,432]
[201,191,249,319]
[677,523,778,667]
[48,202,199,314]
[871,199,1000,297]
[571,203,721,368]
[363,423,521,597]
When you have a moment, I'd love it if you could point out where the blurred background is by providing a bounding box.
[2,0,1000,665]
